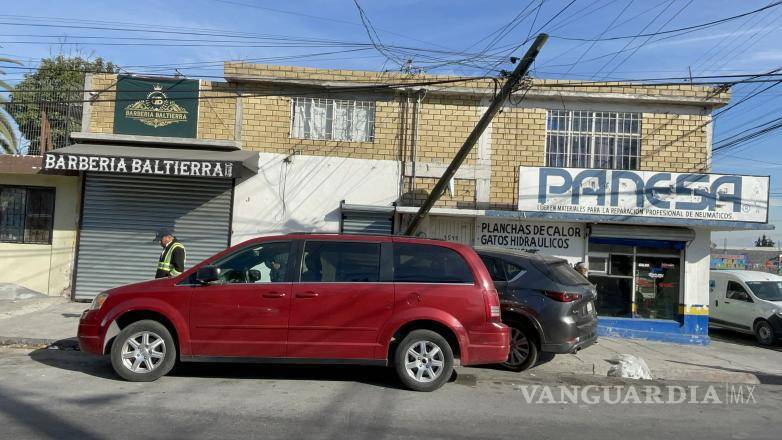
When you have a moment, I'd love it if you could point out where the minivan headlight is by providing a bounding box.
[90,292,109,310]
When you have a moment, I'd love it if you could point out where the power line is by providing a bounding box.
[590,0,676,79]
[549,1,782,42]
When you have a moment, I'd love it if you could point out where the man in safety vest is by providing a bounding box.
[154,227,186,278]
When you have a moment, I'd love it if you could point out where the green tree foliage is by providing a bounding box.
[1,56,23,154]
[7,56,118,153]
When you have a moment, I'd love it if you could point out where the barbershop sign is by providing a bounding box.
[519,166,769,223]
[113,76,199,138]
[44,153,234,178]
[476,217,585,262]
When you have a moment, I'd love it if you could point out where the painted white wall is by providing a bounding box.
[231,153,400,245]
[684,228,711,308]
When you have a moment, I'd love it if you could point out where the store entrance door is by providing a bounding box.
[634,255,681,320]
[587,238,683,321]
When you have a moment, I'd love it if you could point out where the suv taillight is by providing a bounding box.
[484,288,502,323]
[544,291,582,302]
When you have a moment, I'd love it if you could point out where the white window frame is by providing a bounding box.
[545,110,642,170]
[289,97,376,142]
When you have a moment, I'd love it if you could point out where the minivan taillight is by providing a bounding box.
[544,291,582,302]
[484,288,502,323]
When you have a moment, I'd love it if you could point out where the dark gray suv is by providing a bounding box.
[476,247,598,371]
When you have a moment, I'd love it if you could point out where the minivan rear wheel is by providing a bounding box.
[502,324,538,372]
[394,330,454,392]
[110,320,176,382]
[754,320,776,346]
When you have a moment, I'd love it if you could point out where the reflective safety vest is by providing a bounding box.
[157,242,186,277]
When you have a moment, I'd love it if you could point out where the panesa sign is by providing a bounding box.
[518,167,769,223]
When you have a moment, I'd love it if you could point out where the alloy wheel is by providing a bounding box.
[507,327,530,366]
[120,331,166,373]
[404,340,445,383]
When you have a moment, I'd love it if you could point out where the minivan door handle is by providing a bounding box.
[262,291,286,298]
[296,291,319,298]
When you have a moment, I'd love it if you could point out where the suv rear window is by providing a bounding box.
[394,243,474,284]
[532,259,589,286]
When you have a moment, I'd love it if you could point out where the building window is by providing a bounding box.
[0,186,55,244]
[290,97,375,142]
[546,110,641,170]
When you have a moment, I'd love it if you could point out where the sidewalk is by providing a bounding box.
[0,298,87,346]
[1,299,782,385]
[534,335,782,385]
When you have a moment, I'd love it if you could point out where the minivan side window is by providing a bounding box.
[300,241,380,283]
[394,243,474,284]
[726,281,752,302]
[213,241,291,284]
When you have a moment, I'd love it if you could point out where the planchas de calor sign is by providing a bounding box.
[518,166,769,223]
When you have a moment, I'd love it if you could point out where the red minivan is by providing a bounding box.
[78,234,509,391]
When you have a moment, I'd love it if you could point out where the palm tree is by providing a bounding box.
[1,56,23,154]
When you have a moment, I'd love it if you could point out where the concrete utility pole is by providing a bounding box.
[404,33,549,236]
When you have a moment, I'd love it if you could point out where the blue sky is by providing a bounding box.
[1,0,781,246]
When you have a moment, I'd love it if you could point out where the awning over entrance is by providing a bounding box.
[43,143,258,179]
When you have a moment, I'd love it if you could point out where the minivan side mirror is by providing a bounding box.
[195,265,220,284]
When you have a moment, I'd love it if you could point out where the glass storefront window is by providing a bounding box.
[588,241,682,321]
[589,275,633,317]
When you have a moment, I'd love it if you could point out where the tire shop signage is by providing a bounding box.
[44,153,234,178]
[519,166,770,223]
[475,217,585,261]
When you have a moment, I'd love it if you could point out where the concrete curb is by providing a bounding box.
[538,361,762,385]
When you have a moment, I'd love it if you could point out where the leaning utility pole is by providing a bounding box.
[404,33,549,236]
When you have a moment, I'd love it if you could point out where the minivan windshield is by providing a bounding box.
[532,260,590,286]
[746,281,782,301]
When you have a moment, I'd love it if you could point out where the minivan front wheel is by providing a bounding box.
[502,324,538,372]
[394,330,454,392]
[754,319,776,346]
[110,320,176,382]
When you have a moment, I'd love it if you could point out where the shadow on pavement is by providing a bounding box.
[708,328,782,352]
[28,340,468,390]
[666,359,782,385]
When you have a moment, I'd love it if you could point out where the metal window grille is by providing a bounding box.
[0,186,55,244]
[545,110,641,170]
[290,97,376,142]
[1,79,84,155]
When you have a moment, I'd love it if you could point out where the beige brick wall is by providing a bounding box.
[640,113,710,172]
[197,80,236,140]
[224,62,731,103]
[490,107,547,209]
[414,95,481,166]
[401,177,476,209]
[85,65,725,214]
[239,85,402,160]
[88,74,117,134]
[87,74,238,139]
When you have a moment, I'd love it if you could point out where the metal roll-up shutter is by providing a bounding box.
[589,224,695,242]
[74,173,232,300]
[340,203,394,235]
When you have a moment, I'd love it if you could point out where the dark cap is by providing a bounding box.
[153,227,175,242]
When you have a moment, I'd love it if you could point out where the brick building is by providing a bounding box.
[3,62,770,343]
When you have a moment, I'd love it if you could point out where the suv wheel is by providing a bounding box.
[502,324,538,372]
[394,329,454,392]
[754,319,776,346]
[110,320,176,382]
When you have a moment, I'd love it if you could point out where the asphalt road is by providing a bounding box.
[0,346,780,440]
